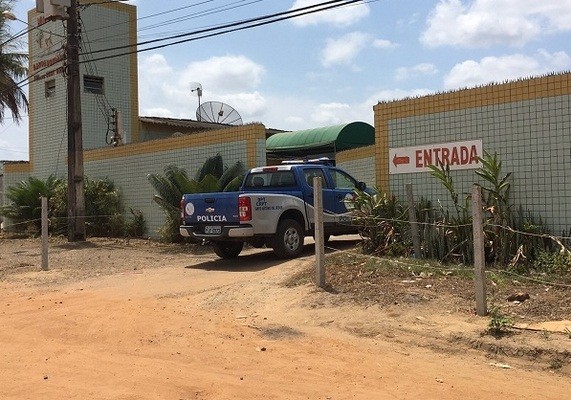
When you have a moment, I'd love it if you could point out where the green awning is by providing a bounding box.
[266,122,374,156]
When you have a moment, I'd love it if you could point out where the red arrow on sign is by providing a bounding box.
[392,154,410,167]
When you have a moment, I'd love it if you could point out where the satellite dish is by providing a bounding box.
[196,101,243,125]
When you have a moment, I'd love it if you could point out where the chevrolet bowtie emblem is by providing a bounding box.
[206,207,215,213]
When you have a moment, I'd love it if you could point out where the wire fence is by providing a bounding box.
[320,243,571,289]
[3,209,571,248]
[2,200,570,290]
[1,212,140,236]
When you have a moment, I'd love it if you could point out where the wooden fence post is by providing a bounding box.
[472,185,487,316]
[405,183,422,259]
[41,196,49,271]
[314,176,325,288]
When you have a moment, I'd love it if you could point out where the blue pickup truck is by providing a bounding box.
[180,158,368,259]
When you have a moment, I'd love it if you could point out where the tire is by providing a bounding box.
[273,219,305,259]
[212,241,244,259]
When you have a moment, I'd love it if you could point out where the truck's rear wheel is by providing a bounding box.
[213,241,243,259]
[313,233,331,244]
[273,219,305,259]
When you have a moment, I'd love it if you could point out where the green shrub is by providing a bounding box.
[125,208,146,238]
[532,251,571,275]
[349,189,410,256]
[427,164,473,264]
[49,177,143,237]
[487,306,513,337]
[2,175,145,238]
[0,175,61,233]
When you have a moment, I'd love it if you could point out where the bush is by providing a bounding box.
[532,251,571,275]
[349,189,410,256]
[0,176,60,233]
[2,176,145,238]
[487,306,513,337]
[50,177,123,236]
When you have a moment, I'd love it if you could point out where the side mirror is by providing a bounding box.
[357,181,367,191]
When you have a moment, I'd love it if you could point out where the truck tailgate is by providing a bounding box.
[181,192,240,226]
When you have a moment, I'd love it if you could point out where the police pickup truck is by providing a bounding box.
[179,158,368,259]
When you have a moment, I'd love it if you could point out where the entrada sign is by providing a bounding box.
[389,139,483,174]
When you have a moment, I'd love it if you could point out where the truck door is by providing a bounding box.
[326,168,359,223]
[302,167,336,227]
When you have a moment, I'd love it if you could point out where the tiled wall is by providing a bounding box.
[27,2,137,181]
[336,145,376,188]
[84,124,266,237]
[374,72,571,233]
[79,3,138,148]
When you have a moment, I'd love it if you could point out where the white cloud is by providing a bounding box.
[313,103,351,125]
[141,54,171,74]
[138,54,267,120]
[137,53,437,132]
[0,120,29,161]
[143,108,174,118]
[395,63,439,81]
[421,0,571,48]
[444,50,571,89]
[290,0,370,27]
[320,33,395,68]
[372,39,398,49]
[218,92,267,117]
[253,95,372,131]
[321,32,370,67]
[179,55,265,92]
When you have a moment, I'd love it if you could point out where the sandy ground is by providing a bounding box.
[0,236,570,399]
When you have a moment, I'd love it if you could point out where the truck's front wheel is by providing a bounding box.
[213,241,244,259]
[273,219,305,259]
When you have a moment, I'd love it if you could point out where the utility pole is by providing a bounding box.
[66,0,86,241]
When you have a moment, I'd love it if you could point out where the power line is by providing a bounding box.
[5,0,368,93]
[135,0,265,34]
[83,0,359,56]
[79,0,364,63]
[81,1,266,48]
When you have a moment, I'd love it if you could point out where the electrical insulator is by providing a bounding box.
[110,108,117,134]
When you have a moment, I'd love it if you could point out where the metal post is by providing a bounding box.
[405,183,422,259]
[314,176,325,288]
[66,0,86,241]
[472,184,487,316]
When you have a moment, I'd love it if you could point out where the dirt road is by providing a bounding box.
[0,238,569,399]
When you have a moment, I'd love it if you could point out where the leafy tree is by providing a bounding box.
[0,1,29,123]
[148,154,246,242]
[49,177,141,237]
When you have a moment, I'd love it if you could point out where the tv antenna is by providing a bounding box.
[196,101,243,125]
[189,82,202,111]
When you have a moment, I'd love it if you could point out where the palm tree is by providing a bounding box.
[0,175,61,232]
[148,154,246,242]
[0,1,29,123]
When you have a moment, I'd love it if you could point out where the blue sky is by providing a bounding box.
[2,0,570,160]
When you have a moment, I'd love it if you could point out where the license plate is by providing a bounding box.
[204,226,221,234]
